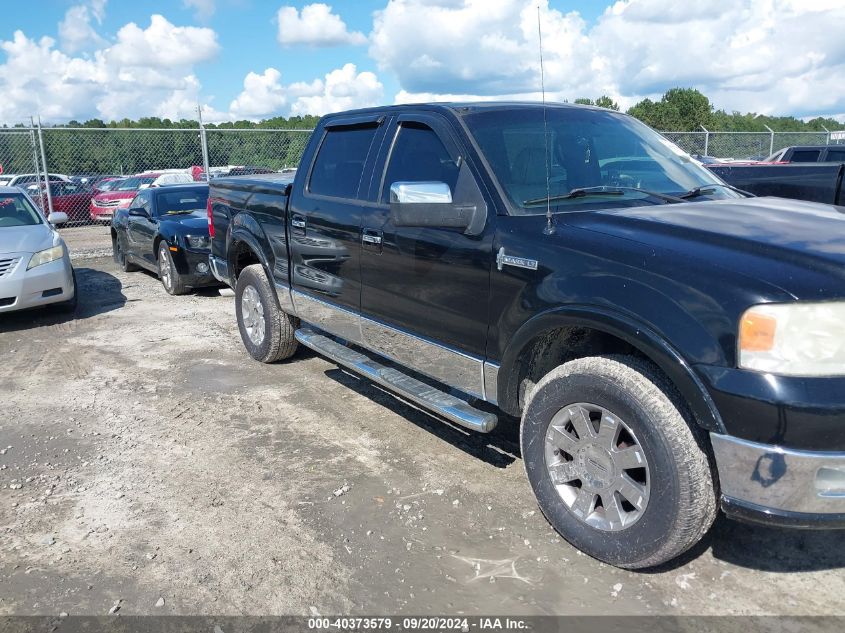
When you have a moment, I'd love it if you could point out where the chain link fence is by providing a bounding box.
[661,131,833,160]
[0,126,313,226]
[1,123,842,227]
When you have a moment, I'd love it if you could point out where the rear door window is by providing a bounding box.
[789,150,821,162]
[824,149,845,162]
[308,126,378,199]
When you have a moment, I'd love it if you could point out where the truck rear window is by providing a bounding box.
[308,126,377,200]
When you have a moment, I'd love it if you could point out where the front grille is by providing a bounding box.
[94,199,122,208]
[0,256,21,278]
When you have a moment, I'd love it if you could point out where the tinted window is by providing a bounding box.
[156,190,208,216]
[0,194,42,227]
[789,150,821,162]
[825,149,845,162]
[381,124,459,203]
[309,126,377,199]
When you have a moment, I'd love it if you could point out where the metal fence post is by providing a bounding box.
[197,105,211,183]
[822,125,830,145]
[764,125,774,156]
[36,116,54,217]
[700,125,709,156]
[28,117,44,203]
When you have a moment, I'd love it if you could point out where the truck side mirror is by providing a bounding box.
[389,181,474,230]
[128,207,149,218]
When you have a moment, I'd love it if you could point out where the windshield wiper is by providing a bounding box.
[524,186,683,207]
[680,183,754,199]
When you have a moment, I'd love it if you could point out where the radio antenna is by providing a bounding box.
[537,5,555,235]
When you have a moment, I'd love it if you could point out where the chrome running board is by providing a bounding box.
[295,328,498,433]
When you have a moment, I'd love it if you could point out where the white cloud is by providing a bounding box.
[225,63,383,120]
[183,0,216,21]
[58,2,107,53]
[277,3,367,47]
[0,15,220,123]
[372,0,845,119]
[109,15,220,67]
[289,63,383,115]
[229,68,287,119]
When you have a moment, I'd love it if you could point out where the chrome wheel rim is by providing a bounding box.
[544,403,650,531]
[159,246,172,290]
[241,285,265,346]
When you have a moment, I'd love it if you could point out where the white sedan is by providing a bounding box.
[0,187,76,314]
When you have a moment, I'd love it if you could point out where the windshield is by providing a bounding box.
[0,193,43,227]
[97,179,123,191]
[156,190,208,215]
[463,107,741,214]
[117,176,156,191]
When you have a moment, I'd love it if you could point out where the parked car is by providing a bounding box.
[209,102,845,570]
[93,177,125,193]
[0,173,70,188]
[144,172,194,187]
[90,175,158,223]
[225,166,277,177]
[25,181,95,224]
[707,162,844,205]
[765,145,845,163]
[0,187,76,313]
[111,183,217,294]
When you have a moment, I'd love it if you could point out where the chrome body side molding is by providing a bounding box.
[291,289,360,344]
[360,316,484,400]
[483,362,499,405]
[290,289,491,402]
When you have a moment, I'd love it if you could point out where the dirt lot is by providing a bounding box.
[1,225,844,616]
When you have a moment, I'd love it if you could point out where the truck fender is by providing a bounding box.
[497,306,725,433]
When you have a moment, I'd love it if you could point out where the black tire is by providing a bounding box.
[158,242,188,295]
[56,268,78,313]
[235,263,298,363]
[113,233,139,272]
[520,355,717,569]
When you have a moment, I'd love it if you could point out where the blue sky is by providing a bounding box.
[0,1,842,123]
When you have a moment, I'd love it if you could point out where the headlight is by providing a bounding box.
[186,235,209,249]
[739,302,845,376]
[27,245,64,270]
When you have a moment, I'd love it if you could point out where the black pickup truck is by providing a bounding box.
[207,103,845,569]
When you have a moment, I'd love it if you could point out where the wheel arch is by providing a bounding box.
[497,306,725,433]
[227,230,270,283]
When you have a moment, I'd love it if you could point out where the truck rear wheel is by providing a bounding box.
[235,264,298,363]
[520,355,716,569]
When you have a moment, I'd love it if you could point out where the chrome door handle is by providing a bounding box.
[291,216,306,229]
[362,233,382,245]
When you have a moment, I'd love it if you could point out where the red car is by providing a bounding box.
[89,174,158,223]
[26,181,95,224]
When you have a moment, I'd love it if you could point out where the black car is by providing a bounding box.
[110,183,217,294]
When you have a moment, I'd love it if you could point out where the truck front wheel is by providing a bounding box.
[235,264,298,363]
[520,355,717,569]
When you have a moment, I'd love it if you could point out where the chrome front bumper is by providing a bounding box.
[711,433,845,527]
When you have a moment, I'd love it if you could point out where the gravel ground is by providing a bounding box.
[1,226,844,616]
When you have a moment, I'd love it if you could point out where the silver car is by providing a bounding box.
[0,187,76,314]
